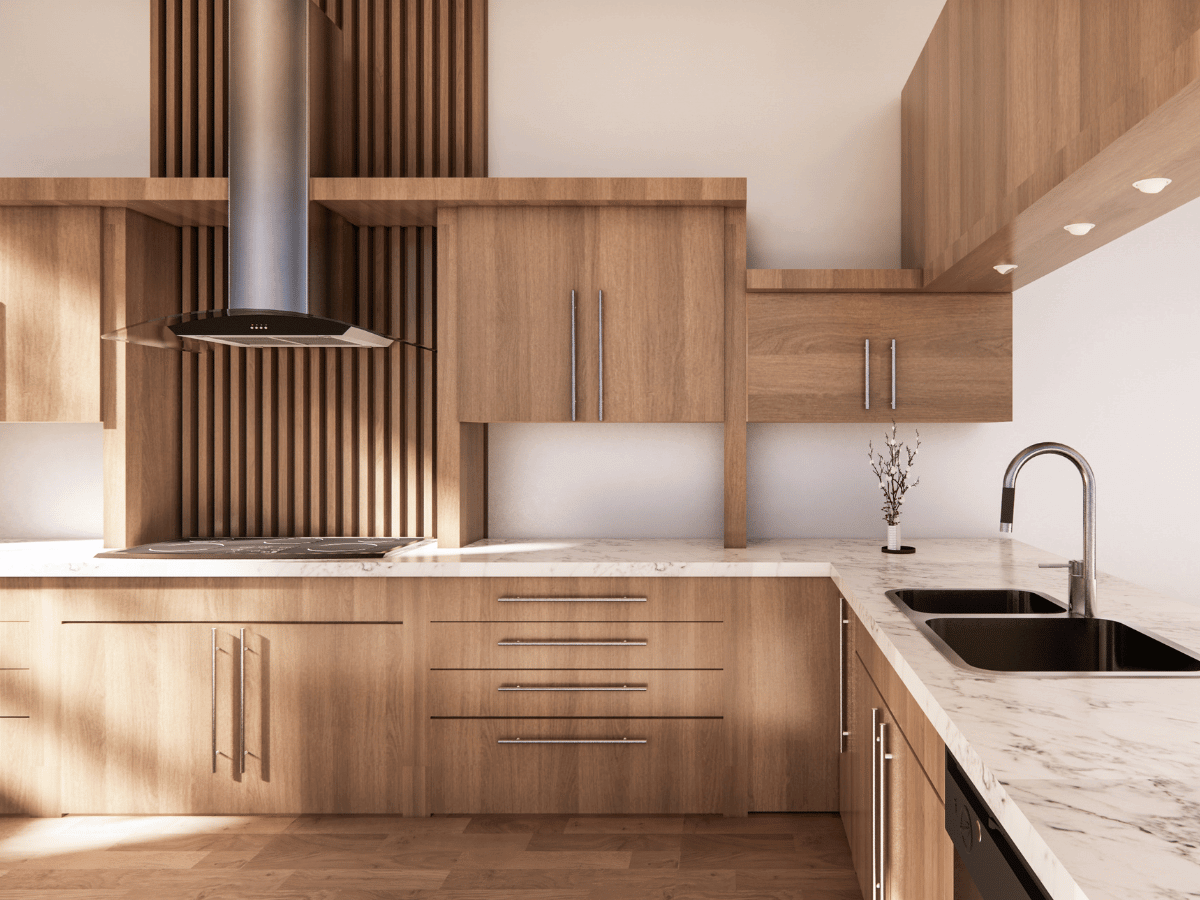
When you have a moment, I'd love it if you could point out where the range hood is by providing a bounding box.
[107,0,393,351]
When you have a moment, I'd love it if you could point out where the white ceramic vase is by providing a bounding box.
[887,524,901,551]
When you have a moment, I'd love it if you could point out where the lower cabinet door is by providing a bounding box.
[429,718,726,814]
[60,623,404,814]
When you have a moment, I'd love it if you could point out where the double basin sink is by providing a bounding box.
[888,589,1200,675]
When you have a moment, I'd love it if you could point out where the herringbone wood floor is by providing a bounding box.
[0,813,860,899]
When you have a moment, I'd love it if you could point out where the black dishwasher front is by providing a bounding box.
[945,753,1053,900]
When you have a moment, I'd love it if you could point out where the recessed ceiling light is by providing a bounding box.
[993,264,1018,275]
[1064,223,1095,235]
[1132,178,1171,194]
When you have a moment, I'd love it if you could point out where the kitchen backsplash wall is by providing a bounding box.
[152,0,486,537]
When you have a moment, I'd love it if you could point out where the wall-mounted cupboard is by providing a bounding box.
[747,292,1012,423]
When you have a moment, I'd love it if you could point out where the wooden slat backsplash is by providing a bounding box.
[152,0,486,539]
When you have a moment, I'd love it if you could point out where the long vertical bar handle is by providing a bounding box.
[598,289,604,421]
[864,339,870,410]
[838,599,847,753]
[239,627,246,774]
[211,627,217,774]
[890,340,896,411]
[570,290,577,422]
[877,719,892,900]
[871,707,880,899]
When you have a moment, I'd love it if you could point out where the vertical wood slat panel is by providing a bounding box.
[156,0,485,541]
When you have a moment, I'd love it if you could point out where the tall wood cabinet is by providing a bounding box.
[59,622,405,814]
[456,206,726,423]
[748,293,1012,422]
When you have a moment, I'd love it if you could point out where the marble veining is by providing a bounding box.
[2,536,1199,898]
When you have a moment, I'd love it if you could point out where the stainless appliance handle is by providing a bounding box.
[498,738,646,744]
[570,290,577,422]
[239,627,246,775]
[598,290,604,421]
[211,627,217,774]
[497,640,647,647]
[498,596,646,603]
[839,600,848,753]
[865,339,870,410]
[871,707,880,899]
[891,339,896,410]
[499,684,647,692]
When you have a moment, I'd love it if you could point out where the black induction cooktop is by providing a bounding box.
[95,536,431,559]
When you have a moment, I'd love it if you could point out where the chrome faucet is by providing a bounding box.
[1000,442,1097,618]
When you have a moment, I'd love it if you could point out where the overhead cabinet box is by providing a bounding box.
[747,293,1012,423]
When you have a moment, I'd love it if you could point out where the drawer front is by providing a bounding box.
[429,669,723,717]
[0,622,29,667]
[0,668,31,716]
[429,577,729,621]
[429,718,726,814]
[428,622,724,669]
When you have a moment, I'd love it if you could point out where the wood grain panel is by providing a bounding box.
[428,669,724,717]
[154,0,487,540]
[724,208,747,549]
[903,0,1200,290]
[0,719,37,814]
[747,269,924,293]
[0,208,102,422]
[428,718,726,815]
[0,622,31,668]
[0,669,32,717]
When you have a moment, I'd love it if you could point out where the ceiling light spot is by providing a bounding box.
[1064,223,1095,235]
[1132,178,1171,194]
[993,264,1018,275]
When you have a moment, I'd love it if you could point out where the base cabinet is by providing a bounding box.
[59,622,405,814]
[842,607,952,900]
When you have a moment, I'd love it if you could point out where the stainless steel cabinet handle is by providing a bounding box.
[497,640,647,647]
[498,738,647,744]
[877,718,893,900]
[839,600,847,753]
[865,339,870,410]
[499,684,647,692]
[498,596,647,603]
[890,340,896,410]
[239,627,246,775]
[570,290,577,422]
[597,289,604,421]
[871,707,880,899]
[211,627,217,774]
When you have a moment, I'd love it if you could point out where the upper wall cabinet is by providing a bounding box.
[0,208,101,422]
[455,206,725,423]
[747,293,1011,423]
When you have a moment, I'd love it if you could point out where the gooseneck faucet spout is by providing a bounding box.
[1000,442,1098,618]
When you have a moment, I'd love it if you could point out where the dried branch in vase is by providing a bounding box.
[869,422,920,526]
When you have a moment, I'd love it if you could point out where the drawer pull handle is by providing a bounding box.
[498,597,647,603]
[499,684,647,692]
[497,640,647,647]
[499,738,647,744]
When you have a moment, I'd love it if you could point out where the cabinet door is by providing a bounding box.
[880,295,1011,422]
[457,207,585,422]
[60,623,238,814]
[589,207,724,422]
[748,293,1011,423]
[237,624,405,814]
[748,293,881,422]
[61,623,405,814]
[845,651,880,900]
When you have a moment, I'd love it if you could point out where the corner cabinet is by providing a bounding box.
[748,293,1012,422]
[455,206,726,423]
[841,602,952,900]
[59,622,405,814]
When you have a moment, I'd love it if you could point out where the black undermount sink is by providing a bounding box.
[925,616,1200,674]
[888,588,1065,615]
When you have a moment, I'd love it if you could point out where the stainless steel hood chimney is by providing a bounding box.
[99,0,391,351]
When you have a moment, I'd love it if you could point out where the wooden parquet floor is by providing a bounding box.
[0,813,861,899]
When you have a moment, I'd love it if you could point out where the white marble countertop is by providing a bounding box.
[2,536,1198,899]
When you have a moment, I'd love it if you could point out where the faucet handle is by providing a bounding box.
[1039,560,1085,575]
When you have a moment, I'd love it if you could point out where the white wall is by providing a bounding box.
[0,0,147,539]
[489,0,1200,605]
